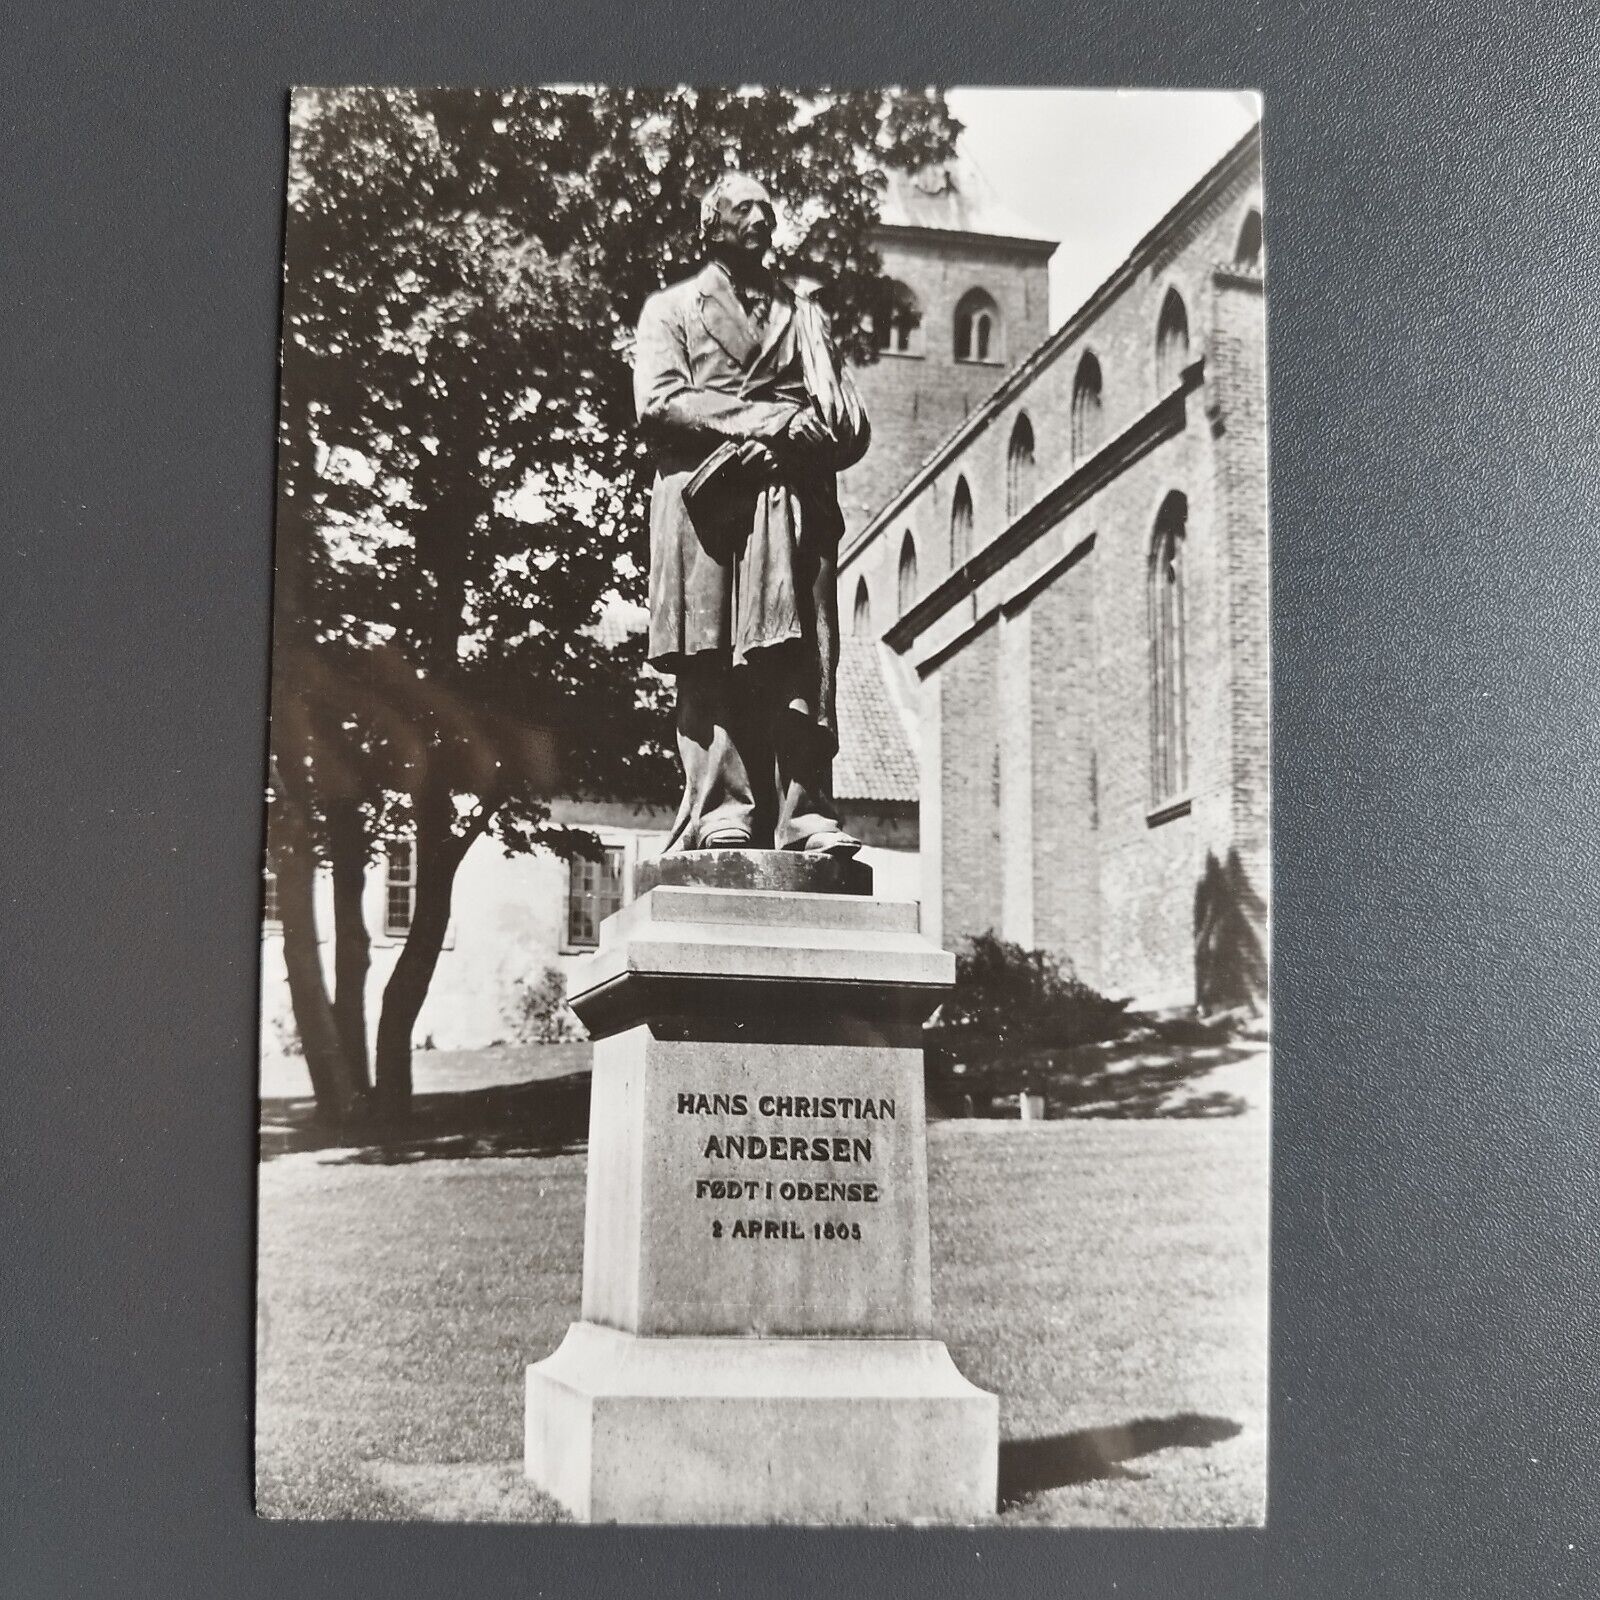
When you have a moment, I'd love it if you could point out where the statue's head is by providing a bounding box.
[700,171,776,264]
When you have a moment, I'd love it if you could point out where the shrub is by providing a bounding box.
[926,932,1133,1102]
[508,966,585,1044]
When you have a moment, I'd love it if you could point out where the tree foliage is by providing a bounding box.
[269,85,963,1109]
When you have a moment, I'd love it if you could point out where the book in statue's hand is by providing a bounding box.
[682,439,773,553]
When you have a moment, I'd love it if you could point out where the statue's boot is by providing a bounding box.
[796,829,861,858]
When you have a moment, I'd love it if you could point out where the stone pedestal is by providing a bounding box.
[525,855,997,1524]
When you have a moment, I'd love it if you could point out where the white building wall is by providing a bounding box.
[259,824,922,1062]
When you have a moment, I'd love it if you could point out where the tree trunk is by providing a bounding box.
[327,799,372,1090]
[270,802,365,1119]
[372,790,489,1111]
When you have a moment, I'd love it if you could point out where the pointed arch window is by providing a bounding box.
[1071,351,1104,461]
[953,289,1002,364]
[1235,207,1264,270]
[950,477,974,567]
[897,532,919,612]
[852,577,872,636]
[1006,413,1036,520]
[1149,492,1190,808]
[1157,288,1190,390]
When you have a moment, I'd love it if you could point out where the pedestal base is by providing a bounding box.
[525,1322,998,1525]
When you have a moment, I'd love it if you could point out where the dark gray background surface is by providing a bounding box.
[6,2,1598,1594]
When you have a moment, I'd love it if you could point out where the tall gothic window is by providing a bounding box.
[1071,351,1104,461]
[261,864,281,928]
[953,289,1002,364]
[1156,288,1190,390]
[950,477,974,566]
[1235,207,1264,270]
[852,577,872,636]
[384,841,416,938]
[1149,492,1190,806]
[897,532,919,612]
[871,279,921,355]
[1006,413,1036,520]
[567,846,625,949]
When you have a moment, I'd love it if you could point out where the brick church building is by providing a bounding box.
[840,125,1267,1011]
[260,124,1267,1059]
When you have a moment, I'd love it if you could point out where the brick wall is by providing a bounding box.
[882,143,1268,1011]
[1029,555,1102,984]
[1211,269,1270,891]
[996,606,1034,945]
[937,618,1002,944]
[1206,263,1270,1009]
[1087,419,1230,1008]
[839,232,1052,593]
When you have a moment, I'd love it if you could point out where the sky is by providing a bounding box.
[946,89,1261,328]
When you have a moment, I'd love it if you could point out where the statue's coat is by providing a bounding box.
[633,261,870,745]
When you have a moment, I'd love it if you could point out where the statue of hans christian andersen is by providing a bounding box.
[531,177,998,1522]
[632,172,871,858]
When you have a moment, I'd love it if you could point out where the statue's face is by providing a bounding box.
[705,174,776,259]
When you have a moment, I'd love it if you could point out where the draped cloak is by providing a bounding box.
[632,262,871,749]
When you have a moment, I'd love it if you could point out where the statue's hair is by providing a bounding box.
[699,171,771,244]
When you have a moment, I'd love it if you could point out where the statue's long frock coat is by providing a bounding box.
[632,262,871,757]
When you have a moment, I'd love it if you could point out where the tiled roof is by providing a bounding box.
[833,636,920,803]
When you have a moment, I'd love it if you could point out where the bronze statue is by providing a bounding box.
[633,173,871,856]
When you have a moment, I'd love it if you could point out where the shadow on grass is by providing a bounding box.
[259,1072,591,1165]
[931,1037,1261,1121]
[998,1413,1242,1506]
[1043,1040,1258,1119]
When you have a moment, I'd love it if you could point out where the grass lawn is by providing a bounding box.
[256,1056,1267,1527]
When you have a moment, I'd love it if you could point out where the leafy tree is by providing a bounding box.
[271,86,962,1111]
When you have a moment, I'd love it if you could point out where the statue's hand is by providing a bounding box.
[734,440,778,475]
[784,410,833,452]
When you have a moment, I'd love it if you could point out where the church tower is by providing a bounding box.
[828,155,1056,833]
[838,157,1058,540]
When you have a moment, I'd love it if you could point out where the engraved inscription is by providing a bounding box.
[676,1084,896,1244]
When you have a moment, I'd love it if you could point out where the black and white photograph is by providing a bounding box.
[255,84,1269,1527]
